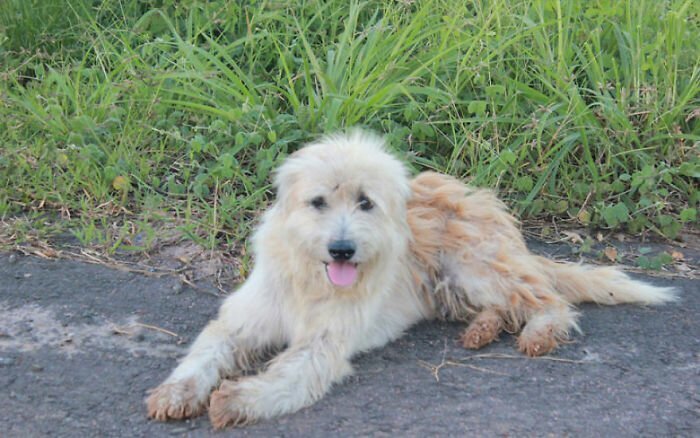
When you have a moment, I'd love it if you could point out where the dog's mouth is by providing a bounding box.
[324,261,359,288]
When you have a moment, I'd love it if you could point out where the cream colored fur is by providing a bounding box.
[146,130,676,428]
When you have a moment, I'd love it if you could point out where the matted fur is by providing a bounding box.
[146,130,676,428]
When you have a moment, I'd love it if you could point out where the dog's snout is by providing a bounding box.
[328,240,356,261]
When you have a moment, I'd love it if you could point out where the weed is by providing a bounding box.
[0,0,697,252]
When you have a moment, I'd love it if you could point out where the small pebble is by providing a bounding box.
[133,233,146,246]
[8,253,18,264]
[0,357,14,367]
[172,282,184,293]
[31,364,44,372]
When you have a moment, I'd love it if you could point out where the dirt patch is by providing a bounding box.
[0,302,185,358]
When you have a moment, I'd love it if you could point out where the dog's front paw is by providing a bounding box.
[146,378,206,421]
[208,380,253,429]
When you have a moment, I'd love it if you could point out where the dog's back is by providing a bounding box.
[406,171,676,356]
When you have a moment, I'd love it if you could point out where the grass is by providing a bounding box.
[0,0,698,257]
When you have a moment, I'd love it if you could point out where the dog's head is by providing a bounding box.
[261,130,411,290]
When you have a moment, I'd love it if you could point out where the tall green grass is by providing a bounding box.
[1,0,698,251]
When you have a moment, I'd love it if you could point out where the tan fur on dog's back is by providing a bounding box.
[408,172,525,280]
[408,172,561,325]
[409,171,676,307]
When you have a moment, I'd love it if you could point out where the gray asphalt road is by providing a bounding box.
[1,241,698,437]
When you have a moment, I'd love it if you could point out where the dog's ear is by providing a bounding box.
[271,148,309,208]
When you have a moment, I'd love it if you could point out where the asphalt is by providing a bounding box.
[0,240,698,437]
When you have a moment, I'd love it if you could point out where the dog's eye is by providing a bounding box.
[310,196,327,210]
[358,194,373,211]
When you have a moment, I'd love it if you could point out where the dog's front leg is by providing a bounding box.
[146,270,283,421]
[208,336,352,428]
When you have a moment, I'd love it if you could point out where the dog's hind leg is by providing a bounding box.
[147,269,283,421]
[460,309,504,349]
[442,247,579,356]
[517,303,579,356]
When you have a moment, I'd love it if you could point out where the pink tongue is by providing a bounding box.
[327,262,358,287]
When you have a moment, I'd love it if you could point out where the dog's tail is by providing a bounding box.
[538,257,678,305]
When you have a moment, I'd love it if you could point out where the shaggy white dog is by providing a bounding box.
[147,131,675,428]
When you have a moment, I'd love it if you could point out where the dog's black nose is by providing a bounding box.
[328,240,356,261]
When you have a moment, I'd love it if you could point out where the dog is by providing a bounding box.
[146,130,676,428]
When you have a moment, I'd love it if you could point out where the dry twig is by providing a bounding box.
[132,322,179,338]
